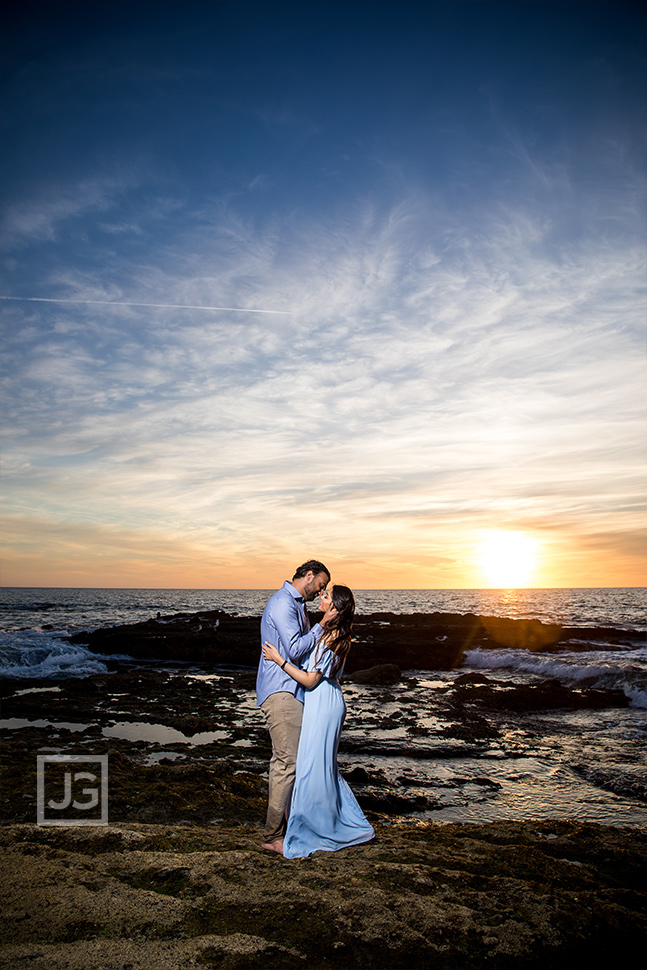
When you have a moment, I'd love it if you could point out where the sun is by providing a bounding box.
[477,530,538,588]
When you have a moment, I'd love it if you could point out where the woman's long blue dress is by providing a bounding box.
[283,645,375,859]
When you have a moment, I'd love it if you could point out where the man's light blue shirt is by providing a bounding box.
[256,581,324,707]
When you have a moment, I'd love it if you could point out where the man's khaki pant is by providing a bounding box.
[261,691,303,842]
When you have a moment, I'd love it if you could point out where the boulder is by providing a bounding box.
[349,664,401,685]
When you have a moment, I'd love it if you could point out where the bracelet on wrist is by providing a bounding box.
[281,658,288,670]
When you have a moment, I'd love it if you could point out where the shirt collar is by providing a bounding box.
[283,580,305,603]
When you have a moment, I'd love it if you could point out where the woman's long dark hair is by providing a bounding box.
[321,584,355,678]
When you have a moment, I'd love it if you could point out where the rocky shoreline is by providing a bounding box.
[65,608,645,670]
[1,610,646,967]
[1,818,645,970]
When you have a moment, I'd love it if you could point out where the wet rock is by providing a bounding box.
[558,624,646,648]
[439,712,500,741]
[357,789,433,814]
[341,766,391,791]
[454,672,491,686]
[571,765,647,803]
[68,611,261,666]
[349,664,402,685]
[349,611,485,670]
[67,609,644,673]
[450,676,629,711]
[343,766,372,784]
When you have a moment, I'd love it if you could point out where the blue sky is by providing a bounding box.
[1,1,645,588]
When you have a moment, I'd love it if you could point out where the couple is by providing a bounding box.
[256,559,375,859]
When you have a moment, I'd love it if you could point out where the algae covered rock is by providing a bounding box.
[349,663,402,685]
[1,820,645,970]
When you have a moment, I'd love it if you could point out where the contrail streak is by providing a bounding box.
[0,295,292,315]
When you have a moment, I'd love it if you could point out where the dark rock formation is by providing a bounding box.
[349,664,402,684]
[450,672,629,711]
[68,610,260,665]
[67,609,645,672]
[479,615,562,649]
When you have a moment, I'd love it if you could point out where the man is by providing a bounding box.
[256,559,335,852]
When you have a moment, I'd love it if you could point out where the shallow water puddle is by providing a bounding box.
[0,717,94,732]
[102,720,229,745]
[143,750,187,765]
[348,751,647,826]
[13,686,62,697]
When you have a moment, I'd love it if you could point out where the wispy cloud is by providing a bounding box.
[0,174,139,250]
[1,169,644,585]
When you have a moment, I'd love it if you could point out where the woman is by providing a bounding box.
[261,584,375,859]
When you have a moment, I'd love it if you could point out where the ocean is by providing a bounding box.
[1,587,646,827]
[1,587,645,701]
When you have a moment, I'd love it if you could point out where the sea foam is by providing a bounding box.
[0,629,115,679]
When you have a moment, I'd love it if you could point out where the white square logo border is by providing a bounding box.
[37,754,108,826]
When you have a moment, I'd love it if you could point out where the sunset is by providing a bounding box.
[477,531,539,589]
[1,0,645,592]
[1,4,646,957]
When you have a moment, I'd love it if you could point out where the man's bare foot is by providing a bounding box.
[261,839,284,855]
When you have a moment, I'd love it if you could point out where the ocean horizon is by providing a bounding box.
[2,585,645,630]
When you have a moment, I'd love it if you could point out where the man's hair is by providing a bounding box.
[292,560,330,581]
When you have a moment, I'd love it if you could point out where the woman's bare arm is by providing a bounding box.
[262,641,323,689]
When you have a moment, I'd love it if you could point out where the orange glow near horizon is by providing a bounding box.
[0,523,644,590]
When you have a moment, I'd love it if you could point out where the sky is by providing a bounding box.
[0,0,645,590]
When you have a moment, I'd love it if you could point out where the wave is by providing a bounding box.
[0,630,130,680]
[463,646,647,709]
